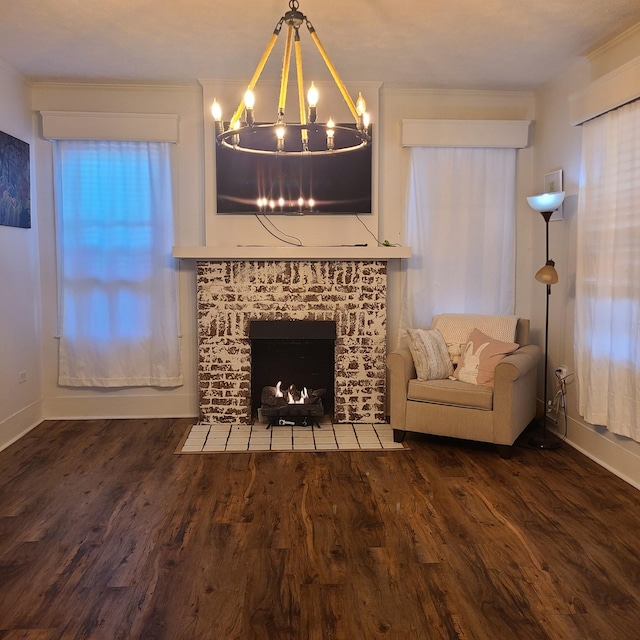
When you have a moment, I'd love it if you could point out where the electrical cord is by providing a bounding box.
[254,214,303,246]
[548,371,573,442]
[516,369,572,449]
[250,212,402,249]
[355,214,403,247]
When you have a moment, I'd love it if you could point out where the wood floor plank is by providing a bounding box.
[1,420,640,639]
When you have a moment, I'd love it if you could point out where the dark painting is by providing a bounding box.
[0,130,31,229]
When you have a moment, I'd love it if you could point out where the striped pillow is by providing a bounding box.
[407,328,454,381]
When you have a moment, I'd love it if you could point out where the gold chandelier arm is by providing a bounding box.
[294,36,306,126]
[229,24,282,129]
[294,32,309,147]
[307,25,358,121]
[278,23,295,119]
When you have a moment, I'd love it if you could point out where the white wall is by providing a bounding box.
[0,60,43,450]
[533,27,640,489]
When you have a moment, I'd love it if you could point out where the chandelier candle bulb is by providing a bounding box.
[276,125,286,151]
[307,82,318,123]
[212,100,224,135]
[326,117,335,149]
[243,89,255,126]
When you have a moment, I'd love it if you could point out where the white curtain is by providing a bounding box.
[575,100,640,441]
[400,146,516,338]
[55,140,182,387]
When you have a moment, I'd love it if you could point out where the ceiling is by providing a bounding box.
[1,0,639,90]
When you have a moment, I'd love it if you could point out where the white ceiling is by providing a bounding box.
[1,0,639,89]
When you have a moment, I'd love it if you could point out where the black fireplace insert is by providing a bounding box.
[250,320,336,424]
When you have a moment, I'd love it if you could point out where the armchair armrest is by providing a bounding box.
[494,344,540,384]
[493,343,541,445]
[387,347,417,431]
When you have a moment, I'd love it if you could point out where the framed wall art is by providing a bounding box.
[0,130,31,229]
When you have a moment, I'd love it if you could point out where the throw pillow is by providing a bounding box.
[407,328,454,381]
[454,328,519,387]
[432,314,519,365]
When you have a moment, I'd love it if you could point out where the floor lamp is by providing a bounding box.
[527,191,565,450]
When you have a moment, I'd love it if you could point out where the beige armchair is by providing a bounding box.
[387,316,540,457]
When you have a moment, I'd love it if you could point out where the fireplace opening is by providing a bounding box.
[250,320,336,424]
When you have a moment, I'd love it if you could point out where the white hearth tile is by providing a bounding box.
[381,442,405,450]
[209,424,232,434]
[357,431,380,442]
[271,441,294,451]
[333,423,355,431]
[358,440,382,448]
[313,433,337,443]
[203,442,227,452]
[182,444,206,452]
[354,425,377,434]
[231,426,251,435]
[227,440,250,449]
[191,424,210,432]
[336,439,359,448]
[315,442,339,451]
[249,442,271,451]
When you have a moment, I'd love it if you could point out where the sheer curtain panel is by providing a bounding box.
[55,140,182,387]
[400,146,516,337]
[575,100,640,441]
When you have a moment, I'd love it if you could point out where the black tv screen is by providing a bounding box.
[215,124,372,215]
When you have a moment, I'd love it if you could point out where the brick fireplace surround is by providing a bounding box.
[196,260,388,424]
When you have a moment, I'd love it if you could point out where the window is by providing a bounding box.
[400,146,516,335]
[54,140,182,387]
[575,99,640,440]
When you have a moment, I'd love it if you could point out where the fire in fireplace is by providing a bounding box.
[250,320,337,424]
[260,382,326,428]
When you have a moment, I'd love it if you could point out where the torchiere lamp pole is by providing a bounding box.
[527,191,565,450]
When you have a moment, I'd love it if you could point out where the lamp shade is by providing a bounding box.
[527,192,565,213]
[535,260,559,284]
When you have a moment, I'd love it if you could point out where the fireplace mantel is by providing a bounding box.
[173,245,410,260]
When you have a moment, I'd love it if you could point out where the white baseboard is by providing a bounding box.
[550,415,640,491]
[43,392,198,420]
[0,400,44,453]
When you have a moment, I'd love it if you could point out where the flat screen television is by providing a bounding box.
[215,124,372,215]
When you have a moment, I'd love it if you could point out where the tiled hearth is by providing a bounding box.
[180,421,405,453]
[196,260,387,424]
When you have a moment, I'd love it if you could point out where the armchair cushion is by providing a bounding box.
[454,328,519,387]
[408,377,494,410]
[406,328,453,381]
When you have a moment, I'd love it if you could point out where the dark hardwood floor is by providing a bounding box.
[1,418,639,639]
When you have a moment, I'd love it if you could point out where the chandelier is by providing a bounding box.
[211,0,371,156]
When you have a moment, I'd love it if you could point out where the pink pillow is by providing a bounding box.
[454,328,519,387]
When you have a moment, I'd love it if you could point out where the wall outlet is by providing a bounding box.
[18,371,27,384]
